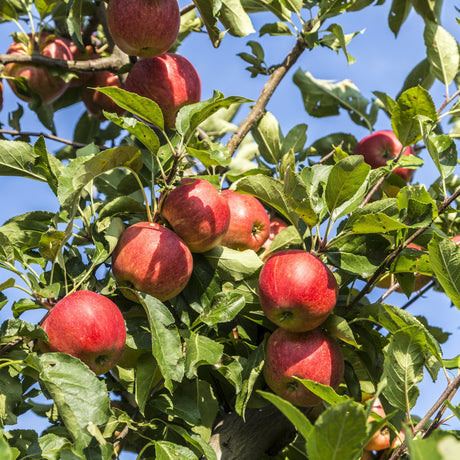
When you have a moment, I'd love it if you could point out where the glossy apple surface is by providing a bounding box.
[111,222,193,301]
[107,0,180,58]
[81,70,127,120]
[354,130,415,182]
[5,33,73,105]
[39,290,126,375]
[363,397,391,452]
[161,178,231,253]
[220,190,270,252]
[264,327,344,407]
[124,53,201,129]
[258,249,338,332]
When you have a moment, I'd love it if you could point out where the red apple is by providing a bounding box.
[261,215,289,257]
[161,178,231,253]
[111,221,193,301]
[258,249,338,332]
[107,0,180,58]
[124,53,201,129]
[220,190,270,252]
[452,235,460,244]
[4,32,73,105]
[363,397,391,452]
[38,290,126,375]
[81,70,127,120]
[263,327,344,407]
[354,130,415,182]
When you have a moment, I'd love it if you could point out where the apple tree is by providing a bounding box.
[0,0,460,459]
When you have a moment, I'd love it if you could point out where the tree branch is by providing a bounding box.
[225,37,309,156]
[0,52,128,73]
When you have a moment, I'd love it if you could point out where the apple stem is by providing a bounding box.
[125,167,154,223]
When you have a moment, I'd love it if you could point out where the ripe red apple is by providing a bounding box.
[124,53,201,129]
[354,130,415,182]
[263,327,344,407]
[220,190,270,252]
[38,290,126,375]
[452,235,460,244]
[107,0,180,58]
[81,70,127,120]
[161,178,231,253]
[258,249,338,332]
[111,222,193,301]
[261,215,289,257]
[363,397,391,452]
[4,33,73,105]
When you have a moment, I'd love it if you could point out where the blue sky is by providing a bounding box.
[1,1,460,456]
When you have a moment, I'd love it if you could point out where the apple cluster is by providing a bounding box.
[259,249,345,407]
[110,178,273,301]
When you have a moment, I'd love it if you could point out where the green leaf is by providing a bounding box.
[184,332,224,378]
[0,319,48,342]
[381,326,425,410]
[251,111,282,165]
[322,23,361,65]
[296,378,350,406]
[396,184,437,227]
[204,246,263,281]
[307,400,367,460]
[176,91,251,136]
[293,70,378,130]
[0,211,55,254]
[391,86,438,146]
[137,294,185,392]
[66,0,83,48]
[398,58,435,96]
[235,343,264,416]
[234,174,301,227]
[218,0,255,37]
[424,133,457,182]
[31,353,110,438]
[0,139,48,181]
[347,212,408,234]
[104,113,160,155]
[135,353,157,415]
[428,235,460,308]
[326,234,391,277]
[325,156,370,216]
[0,368,23,425]
[166,423,218,459]
[259,22,292,36]
[193,0,224,47]
[424,21,460,86]
[57,146,142,217]
[94,87,164,129]
[198,290,246,327]
[27,433,71,460]
[388,0,412,37]
[155,440,198,459]
[258,390,313,441]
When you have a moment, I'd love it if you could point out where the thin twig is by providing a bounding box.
[0,129,109,150]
